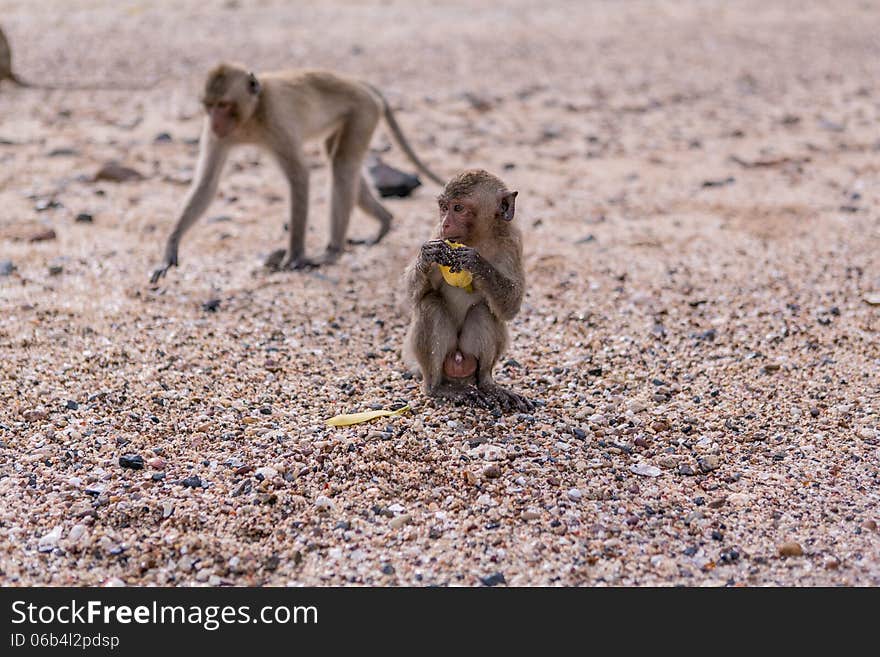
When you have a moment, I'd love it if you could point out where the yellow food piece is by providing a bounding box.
[439,240,474,292]
[325,405,410,427]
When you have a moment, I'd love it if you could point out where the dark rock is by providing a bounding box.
[154,132,173,143]
[381,564,395,575]
[35,198,63,212]
[180,475,202,488]
[47,147,79,157]
[119,454,144,470]
[0,260,15,276]
[701,176,735,188]
[202,298,221,312]
[29,228,57,242]
[368,157,421,198]
[75,213,94,223]
[64,400,79,410]
[48,264,64,276]
[480,572,506,587]
[93,161,145,183]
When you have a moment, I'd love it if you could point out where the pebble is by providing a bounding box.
[180,475,202,488]
[480,572,506,587]
[119,454,144,470]
[0,260,16,276]
[630,463,662,477]
[75,212,94,223]
[314,495,335,512]
[29,228,57,242]
[567,488,583,501]
[778,541,804,557]
[23,409,48,421]
[697,455,720,472]
[389,513,412,529]
[483,464,502,479]
[93,161,145,182]
[38,526,63,552]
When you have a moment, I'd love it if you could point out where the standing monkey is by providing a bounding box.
[403,170,532,411]
[150,63,443,283]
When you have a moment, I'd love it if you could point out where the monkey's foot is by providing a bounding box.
[149,261,175,284]
[429,383,491,409]
[272,253,318,271]
[479,383,534,413]
[312,247,342,266]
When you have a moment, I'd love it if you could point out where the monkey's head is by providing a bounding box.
[202,63,261,139]
[437,169,517,242]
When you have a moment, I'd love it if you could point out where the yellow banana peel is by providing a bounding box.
[439,240,474,292]
[325,405,410,427]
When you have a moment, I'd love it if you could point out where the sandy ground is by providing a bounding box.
[0,0,878,586]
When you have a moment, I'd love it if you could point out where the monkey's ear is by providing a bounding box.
[497,190,518,221]
[248,72,261,95]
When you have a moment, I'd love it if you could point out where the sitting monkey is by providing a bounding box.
[403,170,532,411]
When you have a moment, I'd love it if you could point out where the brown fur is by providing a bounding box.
[403,169,531,411]
[151,63,442,282]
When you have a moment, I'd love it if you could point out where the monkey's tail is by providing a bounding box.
[367,83,445,186]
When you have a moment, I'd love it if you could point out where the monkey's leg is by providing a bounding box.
[273,148,311,271]
[460,304,533,412]
[407,291,459,396]
[323,115,378,263]
[350,175,393,245]
[151,126,229,283]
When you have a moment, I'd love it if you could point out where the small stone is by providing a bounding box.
[0,260,15,276]
[630,463,662,477]
[763,363,781,373]
[567,488,582,501]
[119,454,144,470]
[147,457,166,469]
[778,541,803,557]
[389,513,412,529]
[38,526,63,552]
[255,466,278,480]
[861,519,877,532]
[75,212,94,223]
[521,510,541,520]
[180,475,202,488]
[94,161,145,183]
[480,572,506,587]
[202,298,221,312]
[697,455,720,473]
[23,409,48,422]
[154,132,173,143]
[463,470,477,485]
[863,293,880,306]
[381,564,395,575]
[483,464,502,479]
[315,495,334,512]
[48,264,63,276]
[64,400,78,410]
[29,228,57,242]
[368,156,421,198]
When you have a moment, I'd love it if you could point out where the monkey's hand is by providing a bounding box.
[149,245,179,284]
[447,245,483,275]
[418,239,455,272]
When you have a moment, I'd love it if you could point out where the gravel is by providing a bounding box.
[0,0,878,587]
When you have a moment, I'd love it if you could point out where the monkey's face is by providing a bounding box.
[205,99,239,138]
[438,197,475,241]
[203,67,261,139]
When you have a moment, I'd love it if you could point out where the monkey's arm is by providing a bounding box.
[151,123,229,283]
[452,247,523,320]
[403,239,452,307]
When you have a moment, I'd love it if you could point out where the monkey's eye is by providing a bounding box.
[453,204,464,213]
